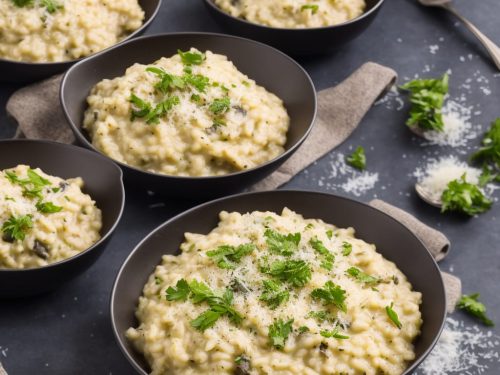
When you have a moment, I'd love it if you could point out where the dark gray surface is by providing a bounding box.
[0,0,499,374]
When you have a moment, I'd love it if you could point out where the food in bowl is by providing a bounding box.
[83,49,290,177]
[0,0,144,63]
[212,0,366,29]
[0,165,102,269]
[127,208,422,375]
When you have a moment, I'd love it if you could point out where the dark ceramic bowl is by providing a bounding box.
[203,0,385,56]
[61,32,317,199]
[0,140,125,298]
[0,0,162,83]
[111,190,446,375]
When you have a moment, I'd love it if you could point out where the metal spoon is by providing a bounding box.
[415,182,443,208]
[418,0,500,71]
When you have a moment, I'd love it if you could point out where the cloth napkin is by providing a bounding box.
[4,62,461,313]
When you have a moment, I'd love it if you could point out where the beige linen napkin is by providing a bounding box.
[4,62,460,312]
[0,361,7,375]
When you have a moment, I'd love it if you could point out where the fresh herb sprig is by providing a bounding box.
[346,146,366,170]
[471,118,500,175]
[129,94,180,124]
[311,281,347,312]
[268,318,294,349]
[5,169,51,200]
[441,174,492,216]
[36,201,63,214]
[178,50,206,66]
[1,214,33,242]
[346,267,380,285]
[309,237,334,270]
[259,280,290,309]
[457,293,494,326]
[206,243,255,269]
[261,259,312,287]
[386,302,402,329]
[265,229,301,257]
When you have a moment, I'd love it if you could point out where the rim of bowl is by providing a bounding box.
[203,0,386,32]
[110,189,446,375]
[0,0,163,66]
[0,139,125,273]
[61,32,318,181]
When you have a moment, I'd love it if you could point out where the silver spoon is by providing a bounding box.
[418,0,500,71]
[415,182,443,208]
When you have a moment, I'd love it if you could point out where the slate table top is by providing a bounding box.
[0,0,499,373]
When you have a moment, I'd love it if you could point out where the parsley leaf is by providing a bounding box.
[206,243,255,269]
[2,214,33,242]
[307,310,335,323]
[301,4,319,14]
[346,146,366,170]
[261,259,312,287]
[178,49,206,65]
[5,169,51,200]
[457,293,494,326]
[191,309,221,331]
[129,94,180,124]
[265,229,301,256]
[311,281,347,312]
[40,0,62,13]
[35,201,63,214]
[184,73,210,93]
[326,229,334,239]
[188,279,215,304]
[320,327,349,340]
[259,280,290,309]
[386,302,402,329]
[341,241,352,256]
[471,118,500,171]
[309,237,334,270]
[146,67,185,93]
[209,97,231,115]
[11,0,33,7]
[268,318,294,349]
[346,267,380,285]
[478,165,500,187]
[400,74,449,132]
[165,279,190,301]
[441,174,492,216]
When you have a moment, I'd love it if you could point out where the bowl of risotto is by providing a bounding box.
[0,0,162,83]
[111,190,446,375]
[61,33,317,199]
[203,0,385,55]
[0,140,124,298]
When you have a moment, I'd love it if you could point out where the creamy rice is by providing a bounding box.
[213,0,366,29]
[127,208,422,375]
[83,49,290,177]
[0,165,102,269]
[0,0,144,62]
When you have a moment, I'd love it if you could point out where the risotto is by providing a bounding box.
[0,0,144,62]
[0,165,102,269]
[213,0,366,29]
[83,49,290,177]
[127,208,422,375]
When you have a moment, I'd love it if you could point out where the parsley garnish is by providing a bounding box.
[259,280,290,309]
[386,303,402,329]
[400,74,449,132]
[457,293,494,326]
[301,4,319,14]
[471,118,500,173]
[146,67,185,93]
[5,169,51,200]
[441,174,492,216]
[320,327,349,340]
[206,243,255,269]
[12,0,33,6]
[268,318,294,349]
[184,73,210,93]
[261,259,312,287]
[129,94,180,124]
[325,229,333,239]
[1,215,33,242]
[209,97,231,115]
[311,281,347,312]
[178,49,206,66]
[40,0,62,13]
[165,279,190,301]
[309,237,334,270]
[346,146,366,170]
[346,267,380,285]
[297,326,310,334]
[341,241,352,256]
[307,310,335,323]
[265,229,301,256]
[36,201,63,214]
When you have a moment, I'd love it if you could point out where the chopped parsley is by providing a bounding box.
[178,49,206,66]
[1,214,33,242]
[297,326,310,334]
[400,74,449,132]
[5,169,51,200]
[346,146,366,170]
[320,327,349,340]
[129,94,180,124]
[311,281,347,312]
[301,4,319,14]
[146,67,185,93]
[268,318,294,349]
[471,118,500,172]
[346,267,380,285]
[259,280,290,309]
[261,259,312,287]
[341,241,352,256]
[11,0,62,12]
[309,237,334,270]
[265,229,301,256]
[307,310,335,323]
[386,303,402,329]
[325,229,334,239]
[165,279,191,301]
[36,201,63,214]
[184,73,210,93]
[441,174,492,216]
[478,165,500,187]
[206,243,255,269]
[209,97,231,115]
[457,293,494,326]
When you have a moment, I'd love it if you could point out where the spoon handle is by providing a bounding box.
[442,3,500,71]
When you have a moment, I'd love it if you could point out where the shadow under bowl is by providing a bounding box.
[0,140,125,298]
[111,190,446,375]
[0,0,162,83]
[61,32,317,200]
[203,0,385,56]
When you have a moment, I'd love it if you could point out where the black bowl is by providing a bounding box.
[0,0,162,83]
[0,140,125,298]
[111,190,446,375]
[203,0,385,56]
[61,32,317,199]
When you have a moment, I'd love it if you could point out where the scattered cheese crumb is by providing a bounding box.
[429,45,440,54]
